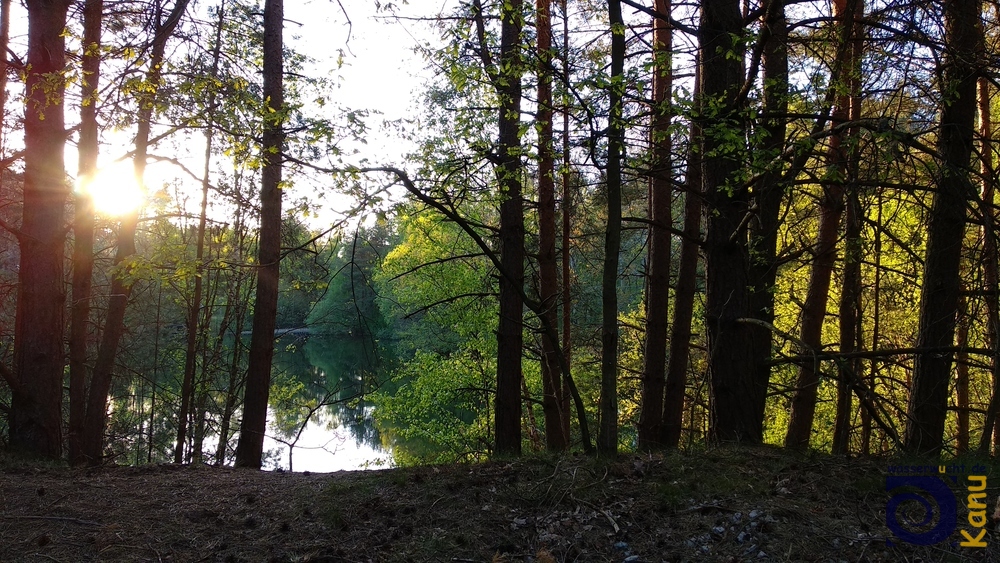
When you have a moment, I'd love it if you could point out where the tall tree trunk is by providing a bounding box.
[833,8,865,455]
[637,0,672,451]
[701,0,758,443]
[215,301,247,465]
[746,0,787,440]
[82,0,192,465]
[493,0,525,456]
[176,0,225,464]
[859,197,883,455]
[661,105,701,449]
[69,0,103,466]
[10,0,72,458]
[234,0,284,468]
[904,0,981,456]
[216,218,251,465]
[833,186,862,454]
[955,294,970,454]
[785,0,860,449]
[559,0,572,444]
[976,75,1000,453]
[597,0,625,456]
[536,0,566,451]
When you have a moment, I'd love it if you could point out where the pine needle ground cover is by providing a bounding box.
[0,446,996,561]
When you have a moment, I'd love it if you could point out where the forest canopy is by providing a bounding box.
[0,0,996,468]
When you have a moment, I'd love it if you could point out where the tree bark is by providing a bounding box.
[955,294,970,454]
[10,0,73,458]
[234,0,284,468]
[833,186,861,454]
[535,0,567,451]
[559,0,572,445]
[904,0,980,456]
[701,0,758,443]
[597,0,625,456]
[976,75,1000,453]
[493,0,525,456]
[637,0,672,451]
[69,0,103,466]
[661,107,701,449]
[746,0,787,444]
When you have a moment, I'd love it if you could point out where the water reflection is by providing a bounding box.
[264,333,391,472]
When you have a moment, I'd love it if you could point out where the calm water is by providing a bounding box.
[263,333,392,472]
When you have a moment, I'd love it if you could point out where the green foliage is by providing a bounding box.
[373,345,494,466]
[369,207,499,465]
[307,223,393,339]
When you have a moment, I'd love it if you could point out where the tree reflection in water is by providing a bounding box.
[265,332,393,472]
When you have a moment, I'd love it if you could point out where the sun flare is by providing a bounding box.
[77,160,145,216]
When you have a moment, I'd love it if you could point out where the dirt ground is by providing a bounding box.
[1,446,998,562]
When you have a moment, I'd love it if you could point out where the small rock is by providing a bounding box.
[737,531,748,544]
[614,541,629,551]
[757,551,768,558]
[749,509,762,520]
[712,526,726,536]
[730,512,743,524]
[623,556,640,563]
[700,545,711,554]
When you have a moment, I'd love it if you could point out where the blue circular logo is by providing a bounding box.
[885,475,958,545]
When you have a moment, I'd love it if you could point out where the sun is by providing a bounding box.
[77,160,145,216]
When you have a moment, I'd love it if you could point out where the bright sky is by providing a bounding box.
[55,0,442,223]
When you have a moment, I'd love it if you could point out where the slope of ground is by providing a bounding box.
[0,446,996,562]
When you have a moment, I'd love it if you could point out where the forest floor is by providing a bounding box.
[1,445,998,562]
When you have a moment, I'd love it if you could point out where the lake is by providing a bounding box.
[262,332,393,472]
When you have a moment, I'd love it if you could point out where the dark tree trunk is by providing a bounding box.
[82,0,191,466]
[746,0,787,441]
[535,0,567,451]
[832,2,865,455]
[493,0,525,456]
[904,0,980,456]
[833,187,862,454]
[235,0,284,469]
[69,0,103,466]
[637,0,672,451]
[700,0,759,443]
[955,294,970,454]
[559,0,572,445]
[597,0,625,456]
[785,0,860,449]
[10,0,73,459]
[661,110,701,449]
[976,75,1000,454]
